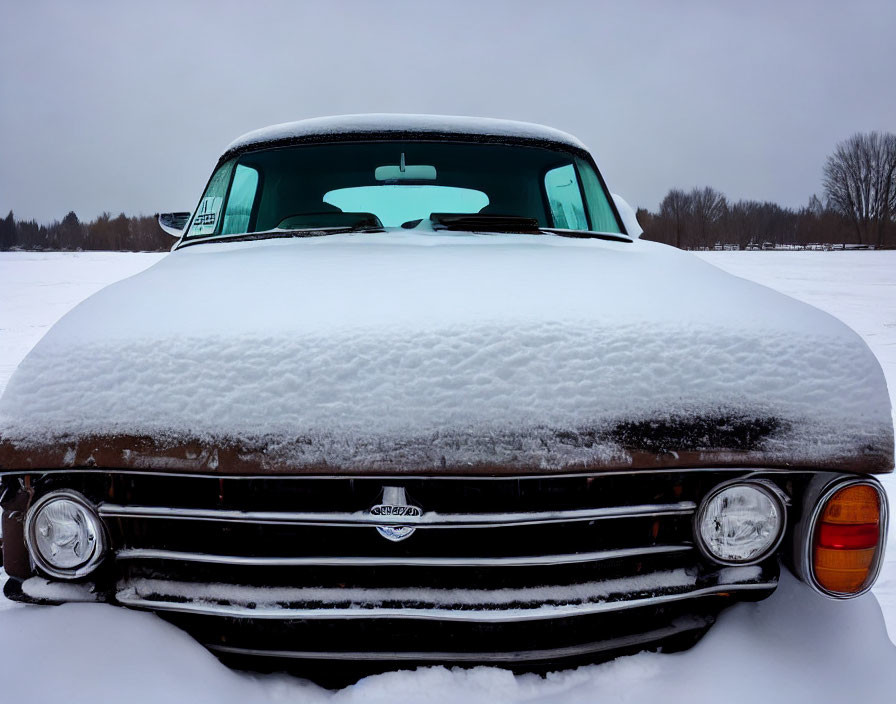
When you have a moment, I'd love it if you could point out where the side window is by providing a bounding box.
[544,164,588,231]
[577,159,623,234]
[187,159,235,237]
[221,164,259,235]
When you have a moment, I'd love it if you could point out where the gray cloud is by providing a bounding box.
[1,0,894,221]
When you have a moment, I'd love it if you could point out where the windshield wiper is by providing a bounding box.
[177,225,384,249]
[429,213,632,243]
[430,213,543,233]
[539,227,632,243]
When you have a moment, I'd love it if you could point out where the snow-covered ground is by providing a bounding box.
[0,252,164,398]
[0,249,894,703]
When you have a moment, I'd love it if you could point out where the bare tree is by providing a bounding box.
[690,186,727,248]
[823,132,896,247]
[659,189,692,249]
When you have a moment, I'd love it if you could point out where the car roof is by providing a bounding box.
[222,114,589,159]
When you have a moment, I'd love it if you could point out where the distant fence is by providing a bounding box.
[688,243,876,252]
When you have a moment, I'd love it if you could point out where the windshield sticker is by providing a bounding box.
[190,196,222,236]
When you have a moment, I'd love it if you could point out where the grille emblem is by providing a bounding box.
[370,486,421,542]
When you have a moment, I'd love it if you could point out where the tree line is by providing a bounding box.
[0,211,171,252]
[1,132,893,252]
[637,190,863,249]
[640,131,896,249]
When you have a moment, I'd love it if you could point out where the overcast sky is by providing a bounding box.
[1,0,894,222]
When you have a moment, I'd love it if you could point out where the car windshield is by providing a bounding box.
[185,141,624,239]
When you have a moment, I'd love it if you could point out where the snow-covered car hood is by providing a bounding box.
[0,232,892,474]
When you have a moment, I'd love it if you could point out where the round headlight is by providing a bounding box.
[695,482,785,565]
[25,490,106,579]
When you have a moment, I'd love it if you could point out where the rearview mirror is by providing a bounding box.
[375,153,437,182]
[157,211,191,237]
[611,194,643,238]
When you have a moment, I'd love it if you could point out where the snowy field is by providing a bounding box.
[0,249,895,703]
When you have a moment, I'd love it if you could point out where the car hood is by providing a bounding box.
[0,232,892,475]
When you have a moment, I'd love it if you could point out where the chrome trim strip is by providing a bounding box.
[116,581,775,622]
[205,618,710,662]
[114,544,693,567]
[0,467,813,480]
[98,501,696,528]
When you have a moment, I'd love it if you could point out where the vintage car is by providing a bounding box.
[0,115,891,676]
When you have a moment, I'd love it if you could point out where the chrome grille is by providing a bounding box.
[3,468,801,664]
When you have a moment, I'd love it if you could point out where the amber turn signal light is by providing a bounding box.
[812,484,883,595]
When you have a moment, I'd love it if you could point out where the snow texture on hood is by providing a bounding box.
[0,232,891,471]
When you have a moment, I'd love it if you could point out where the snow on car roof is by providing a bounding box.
[224,114,590,156]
